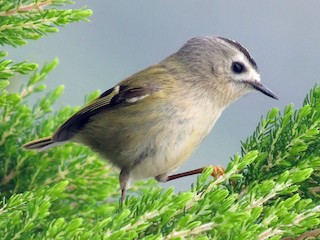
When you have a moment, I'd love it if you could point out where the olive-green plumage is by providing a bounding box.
[24,36,277,201]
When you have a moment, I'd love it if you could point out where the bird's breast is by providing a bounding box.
[76,94,223,182]
[130,99,223,181]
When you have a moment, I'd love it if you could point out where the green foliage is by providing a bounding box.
[0,0,92,47]
[0,1,319,239]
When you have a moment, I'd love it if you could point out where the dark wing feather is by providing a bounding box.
[52,84,160,141]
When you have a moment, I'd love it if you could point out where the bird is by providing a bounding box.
[24,36,278,202]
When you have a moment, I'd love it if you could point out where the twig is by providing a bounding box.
[282,228,320,240]
[0,0,52,16]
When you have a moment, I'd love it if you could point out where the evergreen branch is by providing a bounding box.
[260,205,320,239]
[282,228,320,240]
[0,1,92,47]
[0,51,38,80]
[164,222,214,239]
[0,0,52,16]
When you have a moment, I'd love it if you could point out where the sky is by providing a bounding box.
[5,1,320,191]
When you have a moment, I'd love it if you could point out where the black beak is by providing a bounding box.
[245,80,278,100]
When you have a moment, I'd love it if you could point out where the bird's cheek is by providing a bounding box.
[212,63,225,76]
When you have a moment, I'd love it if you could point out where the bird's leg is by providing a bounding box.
[161,166,225,182]
[119,169,130,204]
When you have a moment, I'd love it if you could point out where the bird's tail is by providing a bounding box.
[23,137,65,151]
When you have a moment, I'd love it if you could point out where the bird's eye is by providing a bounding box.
[231,62,246,74]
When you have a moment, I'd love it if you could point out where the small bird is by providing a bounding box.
[24,36,278,202]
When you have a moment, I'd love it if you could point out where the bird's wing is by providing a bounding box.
[52,84,161,141]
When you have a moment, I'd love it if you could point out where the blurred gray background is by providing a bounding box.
[5,1,320,191]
